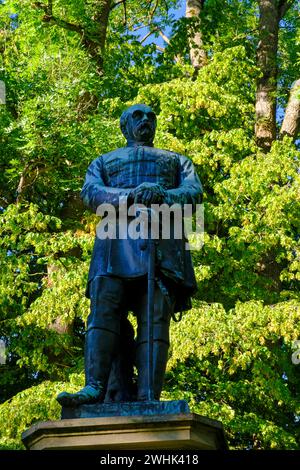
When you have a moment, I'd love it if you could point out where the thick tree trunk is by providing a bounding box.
[83,0,111,73]
[255,0,279,151]
[91,0,111,52]
[280,79,300,140]
[186,0,207,72]
[255,1,295,151]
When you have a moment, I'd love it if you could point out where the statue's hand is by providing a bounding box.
[131,183,166,206]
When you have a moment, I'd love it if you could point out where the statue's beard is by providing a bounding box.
[132,122,155,142]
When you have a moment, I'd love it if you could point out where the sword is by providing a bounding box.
[139,207,158,401]
[147,231,155,401]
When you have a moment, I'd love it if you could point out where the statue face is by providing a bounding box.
[120,104,156,145]
[131,107,156,142]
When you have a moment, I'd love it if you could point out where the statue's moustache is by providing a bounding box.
[136,121,153,133]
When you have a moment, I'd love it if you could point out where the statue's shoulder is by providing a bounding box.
[151,147,181,160]
[158,148,193,164]
[101,147,128,161]
[152,147,194,167]
[89,148,127,166]
[152,148,196,174]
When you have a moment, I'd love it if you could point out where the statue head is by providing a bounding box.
[120,104,157,146]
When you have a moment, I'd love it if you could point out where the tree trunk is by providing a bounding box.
[255,0,279,152]
[280,79,300,140]
[186,0,207,72]
[91,0,111,54]
[255,1,295,151]
[82,0,111,74]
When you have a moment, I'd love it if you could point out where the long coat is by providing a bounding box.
[81,144,203,312]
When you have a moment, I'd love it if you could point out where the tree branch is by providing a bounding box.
[148,0,159,20]
[139,26,171,45]
[132,24,152,32]
[43,15,86,36]
[33,1,52,15]
[47,0,52,15]
[110,0,124,10]
[140,28,157,44]
[110,0,127,25]
[123,0,127,26]
[278,0,295,19]
[32,3,92,39]
[32,1,112,76]
[158,29,171,45]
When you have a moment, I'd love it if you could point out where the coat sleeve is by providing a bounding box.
[80,157,132,212]
[165,155,203,211]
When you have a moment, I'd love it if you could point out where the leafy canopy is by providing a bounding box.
[0,0,299,450]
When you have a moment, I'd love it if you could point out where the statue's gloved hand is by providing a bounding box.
[130,182,166,206]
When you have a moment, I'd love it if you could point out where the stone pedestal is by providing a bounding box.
[61,399,190,420]
[22,402,227,450]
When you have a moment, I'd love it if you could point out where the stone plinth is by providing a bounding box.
[61,399,190,420]
[22,412,227,450]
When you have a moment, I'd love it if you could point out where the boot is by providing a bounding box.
[136,340,169,401]
[105,317,137,403]
[56,328,118,407]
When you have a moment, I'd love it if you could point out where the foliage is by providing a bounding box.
[0,375,84,450]
[166,300,300,449]
[0,0,299,450]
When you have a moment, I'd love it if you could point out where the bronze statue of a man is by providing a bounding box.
[57,104,202,406]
